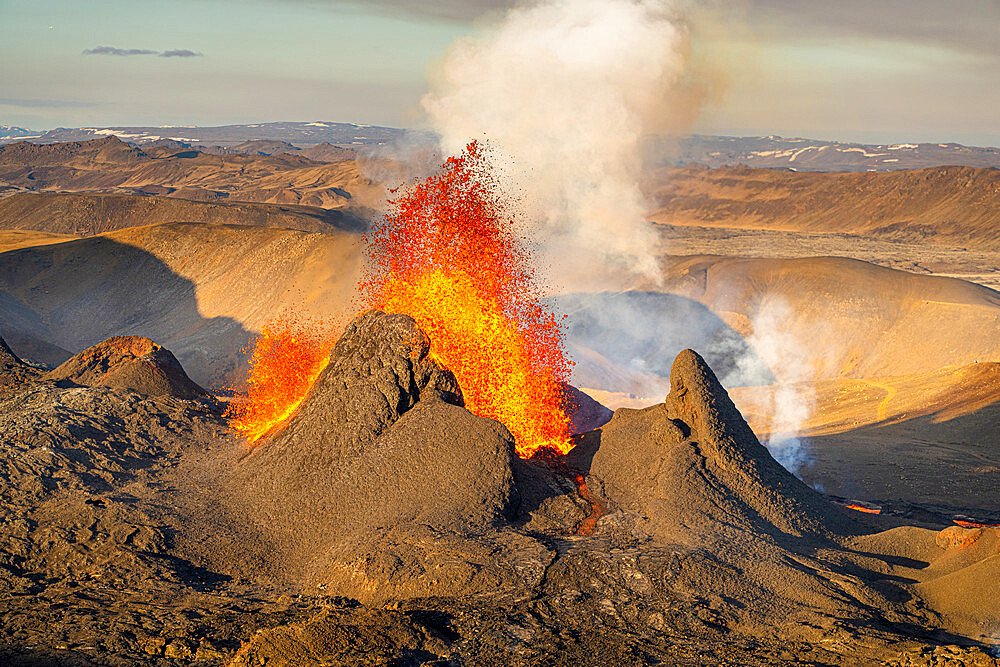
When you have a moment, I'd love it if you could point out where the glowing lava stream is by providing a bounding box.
[378,270,571,457]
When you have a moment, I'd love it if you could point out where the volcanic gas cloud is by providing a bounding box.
[228,143,574,458]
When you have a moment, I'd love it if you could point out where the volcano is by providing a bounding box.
[1,312,999,665]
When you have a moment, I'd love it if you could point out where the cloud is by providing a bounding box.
[82,46,203,58]
[83,46,158,56]
[751,0,1000,61]
[160,49,202,58]
[0,98,100,108]
[324,0,1000,62]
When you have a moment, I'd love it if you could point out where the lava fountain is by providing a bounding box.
[225,318,334,446]
[364,141,573,458]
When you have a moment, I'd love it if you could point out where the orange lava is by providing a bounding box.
[954,519,1000,528]
[364,141,573,458]
[845,503,882,515]
[573,475,603,536]
[225,318,334,446]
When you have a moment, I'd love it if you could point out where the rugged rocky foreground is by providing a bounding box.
[1,315,998,666]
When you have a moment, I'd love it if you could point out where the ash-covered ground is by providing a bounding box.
[1,314,998,666]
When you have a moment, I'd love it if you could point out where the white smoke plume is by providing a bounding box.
[422,0,704,291]
[725,296,816,474]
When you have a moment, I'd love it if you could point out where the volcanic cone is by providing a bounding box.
[228,311,548,602]
[45,335,208,400]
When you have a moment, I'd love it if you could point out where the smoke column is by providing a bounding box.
[422,0,699,290]
[726,296,816,474]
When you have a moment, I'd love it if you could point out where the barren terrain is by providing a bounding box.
[2,139,1000,664]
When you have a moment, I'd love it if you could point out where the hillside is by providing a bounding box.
[0,136,383,209]
[730,362,1000,511]
[0,191,367,236]
[0,222,363,386]
[6,221,1000,397]
[658,254,1000,381]
[647,165,1000,249]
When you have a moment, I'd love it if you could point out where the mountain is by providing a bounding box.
[5,123,1000,171]
[652,134,1000,171]
[0,125,41,141]
[0,191,367,236]
[1,121,410,148]
[0,136,383,209]
[646,164,1000,250]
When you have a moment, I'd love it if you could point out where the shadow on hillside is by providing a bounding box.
[0,236,253,390]
[802,402,1000,516]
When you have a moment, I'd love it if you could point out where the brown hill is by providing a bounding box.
[0,229,77,253]
[658,254,1000,380]
[0,222,363,387]
[6,223,1000,391]
[730,362,1000,512]
[2,315,999,663]
[0,136,383,209]
[647,165,1000,249]
[228,311,532,601]
[45,335,208,399]
[0,191,366,236]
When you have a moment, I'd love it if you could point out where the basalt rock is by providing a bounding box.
[585,348,855,542]
[44,335,208,400]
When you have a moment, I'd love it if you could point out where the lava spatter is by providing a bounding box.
[225,317,335,446]
[363,141,573,458]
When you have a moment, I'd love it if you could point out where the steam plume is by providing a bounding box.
[726,296,816,474]
[422,0,701,290]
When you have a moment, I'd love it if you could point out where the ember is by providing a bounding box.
[954,519,1000,529]
[225,318,334,446]
[573,474,603,536]
[363,141,573,458]
[844,502,882,515]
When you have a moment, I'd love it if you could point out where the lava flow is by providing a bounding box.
[225,318,334,446]
[364,141,573,458]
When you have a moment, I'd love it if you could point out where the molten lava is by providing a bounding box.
[845,503,882,515]
[364,141,573,458]
[225,318,334,446]
[954,519,1000,529]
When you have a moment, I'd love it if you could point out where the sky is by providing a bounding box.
[1,0,998,146]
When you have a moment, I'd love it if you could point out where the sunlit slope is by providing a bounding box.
[660,254,1000,380]
[730,363,1000,510]
[0,191,366,236]
[0,136,384,209]
[0,222,362,386]
[0,229,79,253]
[730,362,1000,439]
[646,165,1000,249]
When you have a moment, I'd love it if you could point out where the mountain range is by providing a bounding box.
[3,121,1000,171]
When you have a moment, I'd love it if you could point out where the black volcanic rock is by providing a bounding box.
[0,334,38,396]
[45,335,208,400]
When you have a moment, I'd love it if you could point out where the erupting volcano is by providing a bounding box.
[225,318,335,445]
[363,141,574,458]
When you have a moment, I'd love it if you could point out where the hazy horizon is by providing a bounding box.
[2,0,998,147]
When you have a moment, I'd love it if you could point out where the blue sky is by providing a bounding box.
[1,0,998,146]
